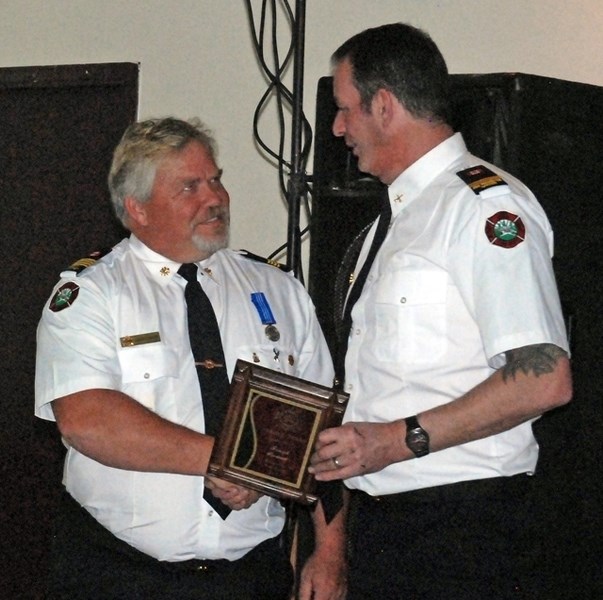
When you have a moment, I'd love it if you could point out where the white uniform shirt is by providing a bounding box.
[35,236,334,561]
[343,133,569,496]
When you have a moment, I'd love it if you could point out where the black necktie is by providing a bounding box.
[335,189,391,386]
[178,263,231,519]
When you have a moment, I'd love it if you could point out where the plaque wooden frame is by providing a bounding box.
[208,359,348,504]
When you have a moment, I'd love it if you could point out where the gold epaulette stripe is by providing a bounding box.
[468,175,504,191]
[69,257,97,270]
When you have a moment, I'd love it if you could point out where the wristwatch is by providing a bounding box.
[404,415,430,458]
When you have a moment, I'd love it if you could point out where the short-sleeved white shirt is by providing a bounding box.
[343,133,568,496]
[35,236,334,561]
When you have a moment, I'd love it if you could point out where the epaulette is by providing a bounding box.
[238,249,291,272]
[456,165,508,195]
[63,248,113,275]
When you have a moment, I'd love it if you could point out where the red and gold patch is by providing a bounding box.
[49,282,80,312]
[485,211,526,248]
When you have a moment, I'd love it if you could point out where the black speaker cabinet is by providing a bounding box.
[309,73,603,597]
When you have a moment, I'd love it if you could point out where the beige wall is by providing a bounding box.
[2,0,602,275]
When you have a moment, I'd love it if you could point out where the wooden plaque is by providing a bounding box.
[208,359,348,504]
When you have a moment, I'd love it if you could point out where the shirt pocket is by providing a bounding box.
[373,270,447,364]
[118,343,179,384]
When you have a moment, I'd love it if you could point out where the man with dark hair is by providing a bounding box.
[310,23,572,599]
[36,117,346,600]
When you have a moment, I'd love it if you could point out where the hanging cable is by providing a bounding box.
[244,0,313,280]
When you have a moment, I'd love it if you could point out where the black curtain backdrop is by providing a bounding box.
[0,63,137,599]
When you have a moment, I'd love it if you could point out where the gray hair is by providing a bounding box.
[108,117,218,225]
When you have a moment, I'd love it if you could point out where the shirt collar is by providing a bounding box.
[129,235,227,286]
[197,252,223,286]
[128,235,181,284]
[387,132,467,219]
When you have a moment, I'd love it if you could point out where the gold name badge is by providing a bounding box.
[120,332,161,347]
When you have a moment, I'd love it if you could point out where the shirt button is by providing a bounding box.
[208,509,214,517]
[400,297,407,304]
[143,372,150,379]
[355,328,361,335]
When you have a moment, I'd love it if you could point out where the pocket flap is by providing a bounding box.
[375,270,447,306]
[118,344,178,383]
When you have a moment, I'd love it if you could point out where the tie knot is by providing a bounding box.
[178,263,199,283]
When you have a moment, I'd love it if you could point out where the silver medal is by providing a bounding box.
[265,324,280,341]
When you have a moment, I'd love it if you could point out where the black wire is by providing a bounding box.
[267,224,309,261]
[244,0,314,274]
[248,0,296,197]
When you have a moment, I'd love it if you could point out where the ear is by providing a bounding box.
[124,196,148,227]
[372,88,397,129]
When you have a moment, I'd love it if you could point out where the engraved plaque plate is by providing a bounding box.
[208,359,348,504]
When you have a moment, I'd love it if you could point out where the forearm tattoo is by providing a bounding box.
[502,344,567,382]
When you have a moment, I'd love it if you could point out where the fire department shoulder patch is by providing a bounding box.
[485,211,526,248]
[49,282,80,312]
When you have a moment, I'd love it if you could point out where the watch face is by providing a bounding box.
[406,428,430,456]
[409,430,428,448]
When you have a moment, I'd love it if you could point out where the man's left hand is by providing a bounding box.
[308,421,404,481]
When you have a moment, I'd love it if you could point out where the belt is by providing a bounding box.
[158,556,232,574]
[353,473,534,506]
[157,536,281,574]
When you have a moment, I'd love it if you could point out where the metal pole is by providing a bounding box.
[286,0,306,278]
